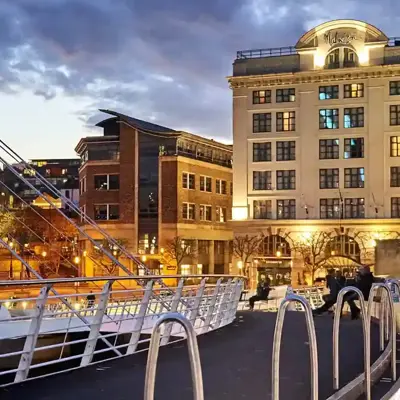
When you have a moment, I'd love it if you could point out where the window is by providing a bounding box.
[253,171,272,190]
[277,199,296,219]
[253,113,272,133]
[216,179,227,194]
[200,176,212,192]
[253,142,271,162]
[253,200,272,219]
[199,205,212,221]
[216,206,227,222]
[344,108,364,128]
[94,204,119,221]
[276,88,295,103]
[182,203,195,220]
[390,81,400,96]
[391,167,400,187]
[276,170,296,190]
[276,111,296,132]
[182,172,195,189]
[94,174,119,190]
[344,198,365,218]
[319,109,339,129]
[319,85,339,100]
[276,141,295,161]
[319,139,339,159]
[230,182,233,196]
[390,105,400,126]
[320,169,339,189]
[325,49,340,69]
[344,168,365,188]
[253,90,271,104]
[391,198,400,217]
[344,83,364,98]
[344,48,358,68]
[390,137,400,157]
[261,235,291,257]
[344,138,364,158]
[79,177,86,194]
[320,198,341,219]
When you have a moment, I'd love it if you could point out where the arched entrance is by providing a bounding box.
[325,234,361,262]
[320,255,363,278]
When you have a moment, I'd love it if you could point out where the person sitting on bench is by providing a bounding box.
[248,278,274,311]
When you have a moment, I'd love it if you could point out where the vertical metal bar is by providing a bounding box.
[201,279,222,334]
[126,281,154,355]
[333,287,369,398]
[272,294,318,400]
[215,279,232,328]
[188,279,206,326]
[161,280,184,346]
[221,280,241,326]
[80,281,113,366]
[14,284,52,383]
[144,312,204,400]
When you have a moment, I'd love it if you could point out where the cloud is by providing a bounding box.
[0,0,399,139]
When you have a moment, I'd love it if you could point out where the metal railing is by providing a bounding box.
[236,46,297,59]
[0,274,244,387]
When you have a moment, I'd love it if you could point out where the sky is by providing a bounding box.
[0,0,399,159]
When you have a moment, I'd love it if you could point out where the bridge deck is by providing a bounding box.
[0,311,384,399]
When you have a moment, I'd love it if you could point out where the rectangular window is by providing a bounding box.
[182,203,195,220]
[319,109,339,129]
[216,206,227,222]
[94,204,119,221]
[276,170,296,190]
[344,167,365,188]
[253,90,271,104]
[319,169,339,189]
[277,199,296,219]
[344,83,364,98]
[390,81,400,96]
[276,88,296,103]
[344,138,364,158]
[391,197,400,217]
[253,200,272,219]
[390,167,400,187]
[182,172,195,189]
[276,141,295,161]
[94,174,119,190]
[230,182,233,196]
[199,205,212,221]
[319,85,339,100]
[253,113,272,133]
[390,136,400,157]
[79,177,86,195]
[319,139,339,159]
[320,198,341,219]
[276,111,296,132]
[253,171,272,190]
[344,107,364,128]
[253,142,271,162]
[200,176,212,192]
[216,179,227,194]
[344,198,365,218]
[390,105,400,126]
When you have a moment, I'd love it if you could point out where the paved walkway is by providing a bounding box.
[0,312,384,399]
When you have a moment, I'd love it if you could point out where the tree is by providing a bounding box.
[232,234,263,280]
[289,231,332,285]
[90,238,129,275]
[163,236,197,275]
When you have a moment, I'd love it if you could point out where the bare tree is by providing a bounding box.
[163,236,197,275]
[232,234,263,279]
[91,238,129,275]
[289,231,332,285]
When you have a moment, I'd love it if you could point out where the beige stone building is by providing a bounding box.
[228,19,400,287]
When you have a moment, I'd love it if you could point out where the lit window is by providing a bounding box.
[253,200,272,219]
[344,84,364,98]
[344,108,364,128]
[319,109,339,129]
[319,85,339,100]
[344,138,364,158]
[199,205,212,221]
[253,90,271,104]
[390,136,400,157]
[216,206,227,222]
[344,168,365,188]
[276,112,295,132]
[182,203,195,220]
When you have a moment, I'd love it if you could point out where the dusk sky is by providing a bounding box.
[0,0,399,159]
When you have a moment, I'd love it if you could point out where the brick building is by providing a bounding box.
[75,109,233,275]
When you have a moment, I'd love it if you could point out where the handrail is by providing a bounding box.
[144,312,204,400]
[272,294,318,400]
[333,287,370,398]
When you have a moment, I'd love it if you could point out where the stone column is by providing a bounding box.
[192,239,199,274]
[223,241,230,274]
[208,240,215,274]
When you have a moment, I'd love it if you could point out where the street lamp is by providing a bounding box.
[42,251,47,258]
[74,256,81,264]
[276,250,282,258]
[237,260,243,271]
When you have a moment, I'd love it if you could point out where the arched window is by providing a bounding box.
[261,235,291,257]
[326,235,361,261]
[325,47,359,69]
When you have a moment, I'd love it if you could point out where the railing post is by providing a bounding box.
[222,279,241,326]
[80,280,113,367]
[215,279,232,328]
[160,279,184,346]
[201,279,222,334]
[188,279,206,327]
[126,280,154,355]
[14,284,52,383]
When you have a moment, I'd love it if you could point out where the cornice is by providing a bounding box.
[228,65,400,89]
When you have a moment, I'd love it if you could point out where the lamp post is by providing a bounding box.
[9,241,14,280]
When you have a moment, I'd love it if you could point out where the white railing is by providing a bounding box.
[0,274,244,387]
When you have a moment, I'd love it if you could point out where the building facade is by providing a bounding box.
[229,19,400,286]
[75,110,233,276]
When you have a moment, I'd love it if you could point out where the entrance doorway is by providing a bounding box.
[256,260,291,286]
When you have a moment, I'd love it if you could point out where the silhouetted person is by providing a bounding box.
[313,270,345,316]
[248,278,274,311]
